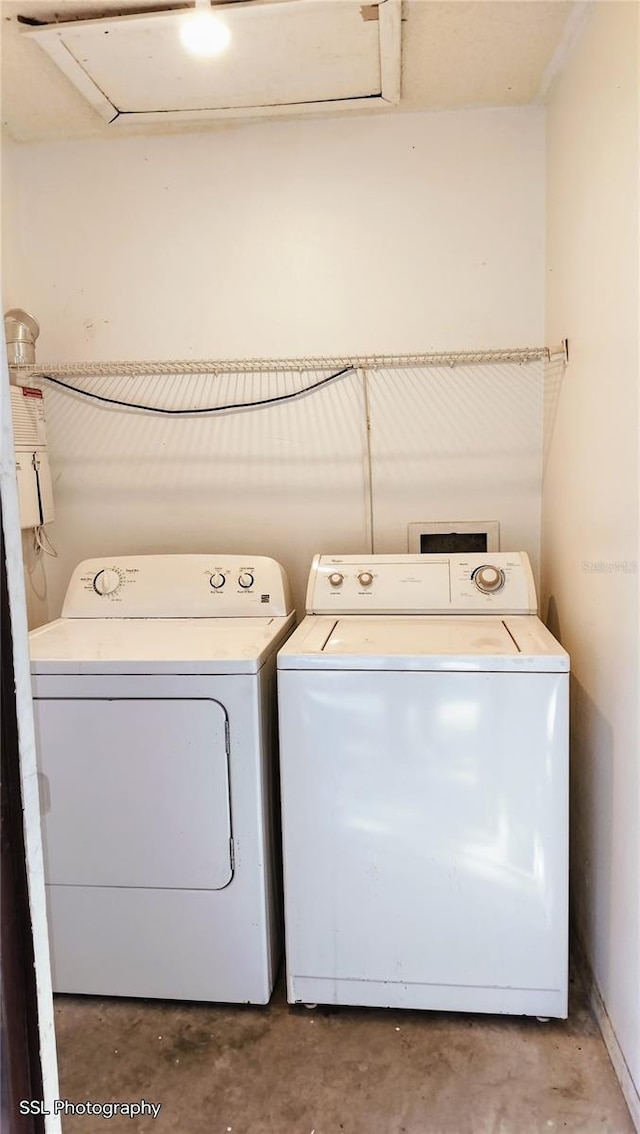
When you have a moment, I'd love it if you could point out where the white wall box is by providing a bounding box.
[25,0,401,127]
[10,387,54,529]
[408,520,500,555]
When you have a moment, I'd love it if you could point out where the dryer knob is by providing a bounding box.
[238,571,254,589]
[328,572,344,588]
[93,569,120,596]
[358,572,374,587]
[210,572,226,589]
[473,565,505,593]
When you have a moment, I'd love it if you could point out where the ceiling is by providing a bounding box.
[1,0,584,143]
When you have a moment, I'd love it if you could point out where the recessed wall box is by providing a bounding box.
[408,521,500,555]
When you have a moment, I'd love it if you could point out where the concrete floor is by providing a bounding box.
[54,965,634,1134]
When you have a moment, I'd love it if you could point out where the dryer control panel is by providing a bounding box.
[62,555,293,618]
[306,553,537,615]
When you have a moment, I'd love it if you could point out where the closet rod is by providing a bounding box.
[12,344,567,382]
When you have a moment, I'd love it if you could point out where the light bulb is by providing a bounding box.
[180,9,231,57]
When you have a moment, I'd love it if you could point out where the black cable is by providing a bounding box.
[39,366,356,415]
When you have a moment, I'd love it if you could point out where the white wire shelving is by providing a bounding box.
[11,343,568,381]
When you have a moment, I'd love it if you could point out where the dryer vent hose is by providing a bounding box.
[4,308,40,374]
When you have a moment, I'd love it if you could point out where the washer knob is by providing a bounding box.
[93,569,120,596]
[328,572,344,588]
[358,571,374,587]
[473,565,505,593]
[210,571,226,589]
[238,571,254,589]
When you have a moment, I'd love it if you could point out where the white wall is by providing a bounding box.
[1,107,545,618]
[543,2,639,1120]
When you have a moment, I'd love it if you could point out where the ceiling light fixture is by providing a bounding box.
[180,0,231,57]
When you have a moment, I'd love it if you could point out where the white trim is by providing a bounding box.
[24,30,117,123]
[573,936,640,1131]
[379,0,402,104]
[1,307,61,1127]
[109,95,393,128]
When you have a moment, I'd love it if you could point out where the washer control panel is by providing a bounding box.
[306,553,537,615]
[472,564,505,594]
[62,555,293,618]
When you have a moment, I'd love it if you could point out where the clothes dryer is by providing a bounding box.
[30,554,295,1003]
[278,553,569,1017]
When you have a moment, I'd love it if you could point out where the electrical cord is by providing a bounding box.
[33,524,58,557]
[39,366,356,415]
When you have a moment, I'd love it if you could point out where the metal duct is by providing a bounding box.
[4,309,40,374]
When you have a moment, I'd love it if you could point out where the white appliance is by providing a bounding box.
[278,552,569,1018]
[30,554,295,1004]
[10,386,54,529]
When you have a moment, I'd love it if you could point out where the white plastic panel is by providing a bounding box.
[36,697,232,890]
[279,668,569,1013]
[10,387,48,448]
[306,553,537,615]
[35,451,55,525]
[14,450,54,529]
[62,555,292,618]
[26,1,401,124]
[10,387,55,528]
[15,451,41,529]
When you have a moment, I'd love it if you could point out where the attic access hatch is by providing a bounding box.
[24,0,401,126]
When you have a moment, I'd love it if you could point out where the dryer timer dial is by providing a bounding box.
[93,569,121,596]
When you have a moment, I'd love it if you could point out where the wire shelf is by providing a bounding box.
[11,345,564,381]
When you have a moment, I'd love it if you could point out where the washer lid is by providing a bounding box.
[30,614,295,675]
[325,617,517,657]
[277,615,569,672]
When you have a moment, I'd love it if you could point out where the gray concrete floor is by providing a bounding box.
[54,965,634,1134]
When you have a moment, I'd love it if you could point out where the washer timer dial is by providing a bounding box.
[238,571,254,589]
[473,564,506,594]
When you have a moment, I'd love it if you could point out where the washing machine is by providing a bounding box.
[30,554,295,1003]
[278,552,569,1018]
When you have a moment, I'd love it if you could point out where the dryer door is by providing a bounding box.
[36,697,233,890]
